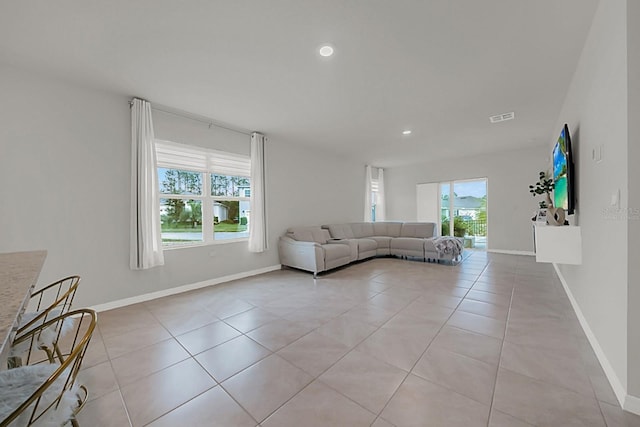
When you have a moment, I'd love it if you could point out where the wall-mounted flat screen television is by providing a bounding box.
[552,124,575,215]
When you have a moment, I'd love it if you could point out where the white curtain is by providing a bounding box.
[364,165,373,222]
[377,168,386,221]
[130,99,164,269]
[249,133,267,252]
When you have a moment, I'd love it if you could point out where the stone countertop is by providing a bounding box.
[0,250,47,362]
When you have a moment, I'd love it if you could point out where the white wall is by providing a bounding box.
[385,145,549,252]
[551,0,633,404]
[0,65,364,307]
[268,140,363,232]
[154,109,250,156]
[627,0,640,400]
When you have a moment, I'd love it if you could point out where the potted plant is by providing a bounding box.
[529,171,554,208]
[529,171,566,225]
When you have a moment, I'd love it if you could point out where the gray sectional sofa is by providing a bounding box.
[278,221,462,277]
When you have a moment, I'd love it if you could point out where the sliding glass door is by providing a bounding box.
[439,178,487,249]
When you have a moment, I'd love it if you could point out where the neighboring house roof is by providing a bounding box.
[453,196,485,209]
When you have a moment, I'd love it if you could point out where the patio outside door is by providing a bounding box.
[417,178,487,249]
[440,178,487,249]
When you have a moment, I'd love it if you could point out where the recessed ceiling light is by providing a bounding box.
[402,130,412,135]
[319,45,334,57]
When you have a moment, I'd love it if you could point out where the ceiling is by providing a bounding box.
[0,0,599,167]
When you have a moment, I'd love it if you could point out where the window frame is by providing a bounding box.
[155,140,251,248]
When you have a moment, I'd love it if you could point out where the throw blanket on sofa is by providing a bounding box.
[433,237,463,259]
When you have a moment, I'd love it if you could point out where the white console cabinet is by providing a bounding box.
[533,224,582,264]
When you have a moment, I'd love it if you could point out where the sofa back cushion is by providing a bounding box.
[323,224,355,239]
[350,222,374,238]
[288,226,328,244]
[373,222,402,237]
[400,222,437,238]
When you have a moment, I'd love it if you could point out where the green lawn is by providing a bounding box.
[161,226,203,232]
[215,223,247,232]
[161,223,247,233]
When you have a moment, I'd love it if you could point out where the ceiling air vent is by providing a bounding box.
[489,112,515,124]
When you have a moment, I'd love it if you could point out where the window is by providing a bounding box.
[365,166,385,222]
[371,179,379,221]
[210,173,250,242]
[155,140,251,247]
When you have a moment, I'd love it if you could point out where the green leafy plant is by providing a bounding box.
[529,171,554,207]
[441,216,467,237]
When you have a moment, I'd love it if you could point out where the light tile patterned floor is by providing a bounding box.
[76,252,640,426]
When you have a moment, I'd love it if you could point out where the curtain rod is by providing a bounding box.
[130,99,253,136]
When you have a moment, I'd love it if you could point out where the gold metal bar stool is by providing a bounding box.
[9,276,81,366]
[0,309,97,427]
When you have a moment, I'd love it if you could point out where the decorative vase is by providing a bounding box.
[543,192,566,226]
[547,207,566,226]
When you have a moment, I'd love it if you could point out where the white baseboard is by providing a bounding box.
[625,394,640,415]
[89,264,282,313]
[487,249,535,256]
[552,264,640,415]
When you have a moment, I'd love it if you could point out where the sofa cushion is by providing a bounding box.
[391,237,426,251]
[390,237,425,258]
[373,222,402,237]
[289,226,327,244]
[354,238,377,252]
[424,238,438,253]
[370,236,392,249]
[312,228,328,244]
[323,224,355,239]
[322,243,351,261]
[291,228,314,242]
[351,223,374,238]
[400,222,436,238]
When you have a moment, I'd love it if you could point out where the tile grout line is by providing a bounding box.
[262,259,477,425]
[483,264,580,426]
[141,385,218,426]
[106,301,261,426]
[92,255,577,427]
[90,261,387,425]
[202,292,380,425]
[509,271,608,425]
[243,272,407,424]
[484,263,516,427]
[371,253,491,423]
